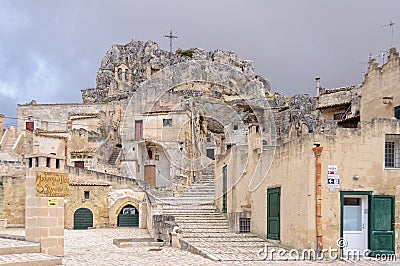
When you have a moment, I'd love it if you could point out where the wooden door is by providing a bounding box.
[144,165,156,188]
[74,208,93,230]
[222,166,227,213]
[74,161,84,169]
[369,195,395,256]
[267,187,280,240]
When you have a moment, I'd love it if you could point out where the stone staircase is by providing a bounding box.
[0,133,18,162]
[0,236,61,265]
[0,136,16,153]
[157,163,278,261]
[108,147,121,166]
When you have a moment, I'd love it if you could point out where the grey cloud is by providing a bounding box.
[1,0,400,119]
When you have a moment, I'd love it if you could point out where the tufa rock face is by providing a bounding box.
[82,38,270,103]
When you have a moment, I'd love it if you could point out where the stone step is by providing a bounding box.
[184,188,214,192]
[0,239,40,255]
[181,228,231,233]
[182,235,266,242]
[181,194,215,198]
[162,208,218,213]
[177,222,229,227]
[175,219,227,224]
[163,208,219,214]
[185,186,214,190]
[0,253,62,266]
[162,204,216,210]
[170,213,224,218]
[179,224,229,229]
[156,199,214,205]
[188,241,268,248]
[164,212,221,217]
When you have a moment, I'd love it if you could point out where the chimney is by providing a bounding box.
[315,77,321,97]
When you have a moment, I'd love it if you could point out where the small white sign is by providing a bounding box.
[327,165,340,189]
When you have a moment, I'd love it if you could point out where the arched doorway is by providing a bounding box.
[74,208,93,230]
[118,204,139,227]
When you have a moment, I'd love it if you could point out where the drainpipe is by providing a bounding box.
[313,145,323,254]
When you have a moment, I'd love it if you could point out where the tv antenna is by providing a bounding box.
[381,20,395,47]
[164,30,178,54]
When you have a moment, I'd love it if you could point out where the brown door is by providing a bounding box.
[144,165,156,188]
[26,122,34,132]
[75,161,84,169]
[135,120,143,140]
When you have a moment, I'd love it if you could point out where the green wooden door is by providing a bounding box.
[74,208,93,230]
[118,205,139,227]
[118,214,139,227]
[369,195,395,256]
[267,187,280,240]
[222,166,227,213]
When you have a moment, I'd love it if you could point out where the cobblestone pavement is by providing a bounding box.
[0,228,397,265]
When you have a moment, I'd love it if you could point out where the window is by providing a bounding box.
[233,124,238,130]
[35,157,39,167]
[135,120,143,140]
[394,106,400,119]
[385,135,400,168]
[46,157,51,168]
[41,121,48,131]
[56,159,60,169]
[343,198,361,231]
[163,118,172,127]
[206,148,215,160]
[239,218,250,233]
[84,191,90,200]
[334,113,345,120]
[28,158,32,168]
[155,154,159,161]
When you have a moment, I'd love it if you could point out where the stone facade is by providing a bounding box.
[2,36,399,258]
[215,47,400,256]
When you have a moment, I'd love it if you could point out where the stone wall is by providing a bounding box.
[17,102,107,132]
[361,47,400,121]
[317,119,400,254]
[0,161,26,226]
[250,135,315,249]
[0,175,25,226]
[65,184,109,228]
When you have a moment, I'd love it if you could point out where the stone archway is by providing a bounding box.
[109,196,145,228]
[117,204,139,227]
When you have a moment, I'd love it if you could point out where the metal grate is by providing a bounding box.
[239,218,250,233]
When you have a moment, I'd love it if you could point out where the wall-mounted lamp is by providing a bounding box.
[353,175,360,180]
[383,96,394,104]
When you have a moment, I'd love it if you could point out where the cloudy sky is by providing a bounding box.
[1,0,400,126]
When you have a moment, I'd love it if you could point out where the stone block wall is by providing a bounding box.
[25,167,65,256]
[65,184,109,228]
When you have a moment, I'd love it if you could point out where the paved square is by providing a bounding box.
[0,228,397,265]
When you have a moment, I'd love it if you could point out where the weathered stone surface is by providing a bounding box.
[83,39,270,103]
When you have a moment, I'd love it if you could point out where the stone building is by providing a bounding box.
[215,47,400,257]
[0,37,398,260]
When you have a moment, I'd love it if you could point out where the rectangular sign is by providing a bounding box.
[327,165,340,189]
[36,171,69,197]
[48,198,59,207]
